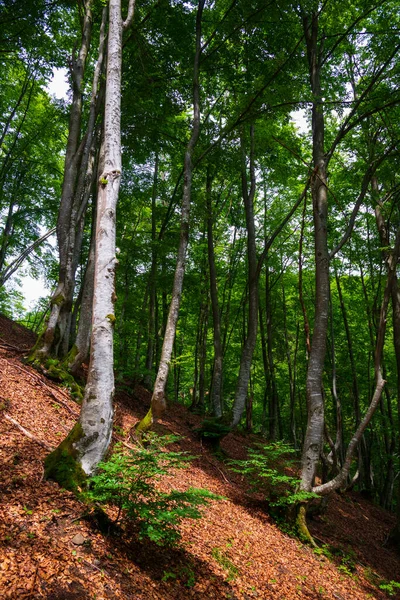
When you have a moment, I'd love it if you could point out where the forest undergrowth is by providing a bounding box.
[0,314,399,600]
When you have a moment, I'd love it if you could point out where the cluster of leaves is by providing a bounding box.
[87,434,222,546]
[229,442,318,509]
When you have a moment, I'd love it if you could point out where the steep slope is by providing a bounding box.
[0,314,399,599]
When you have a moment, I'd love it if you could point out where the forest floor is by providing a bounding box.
[0,314,399,600]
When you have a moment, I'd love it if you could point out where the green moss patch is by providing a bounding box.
[44,422,87,491]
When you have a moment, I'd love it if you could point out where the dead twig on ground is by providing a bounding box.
[3,413,54,451]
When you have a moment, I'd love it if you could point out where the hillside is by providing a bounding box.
[0,314,399,600]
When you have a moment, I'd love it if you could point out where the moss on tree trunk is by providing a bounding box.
[135,407,153,435]
[296,504,317,547]
[44,422,87,491]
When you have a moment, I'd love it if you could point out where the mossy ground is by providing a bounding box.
[25,354,84,403]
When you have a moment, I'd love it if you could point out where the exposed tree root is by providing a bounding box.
[23,356,84,403]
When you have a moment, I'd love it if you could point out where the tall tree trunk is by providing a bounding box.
[374,177,400,538]
[44,0,136,484]
[266,261,278,439]
[259,300,270,436]
[282,279,296,447]
[298,193,311,357]
[312,225,400,496]
[198,290,209,412]
[137,0,205,432]
[32,0,94,361]
[207,168,223,417]
[67,190,97,375]
[300,12,330,493]
[231,126,258,428]
[144,153,159,389]
[31,3,108,362]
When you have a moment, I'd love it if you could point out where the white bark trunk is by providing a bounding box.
[74,0,134,475]
[312,219,400,496]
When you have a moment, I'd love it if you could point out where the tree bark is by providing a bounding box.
[137,0,205,432]
[312,225,400,495]
[300,12,330,493]
[36,0,94,360]
[31,2,107,362]
[231,126,258,428]
[207,168,223,417]
[144,153,159,389]
[266,261,278,439]
[67,189,97,375]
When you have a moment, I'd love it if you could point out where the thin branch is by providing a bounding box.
[0,227,56,287]
[123,0,136,30]
[327,42,400,163]
[4,413,54,451]
[256,177,312,280]
[329,149,393,259]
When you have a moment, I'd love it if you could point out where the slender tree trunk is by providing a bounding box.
[325,290,341,474]
[292,322,300,448]
[0,68,33,149]
[0,226,56,287]
[207,168,223,417]
[282,279,296,447]
[144,153,159,389]
[33,1,94,361]
[0,169,24,273]
[373,177,400,538]
[67,193,97,375]
[312,226,400,495]
[266,261,278,439]
[137,0,205,432]
[298,193,311,356]
[134,285,149,377]
[190,310,201,410]
[117,266,130,372]
[259,300,270,436]
[231,126,258,428]
[198,297,208,411]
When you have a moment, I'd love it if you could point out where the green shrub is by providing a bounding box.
[87,434,222,545]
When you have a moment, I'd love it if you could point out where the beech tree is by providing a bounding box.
[45,0,135,484]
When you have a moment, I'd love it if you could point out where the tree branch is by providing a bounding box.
[123,0,136,30]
